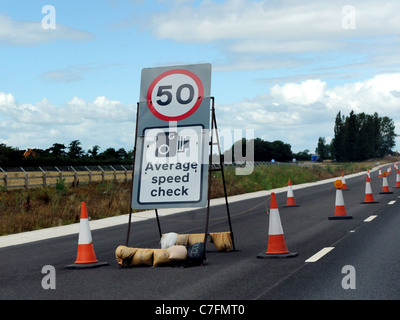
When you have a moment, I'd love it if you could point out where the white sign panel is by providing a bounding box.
[138,125,205,205]
[131,63,211,209]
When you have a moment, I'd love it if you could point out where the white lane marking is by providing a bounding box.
[364,215,378,222]
[305,247,335,263]
[388,200,396,205]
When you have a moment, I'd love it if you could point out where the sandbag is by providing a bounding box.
[160,232,178,249]
[175,234,189,246]
[186,242,205,266]
[115,245,139,267]
[188,233,206,245]
[167,245,187,261]
[132,248,154,266]
[209,232,233,252]
[153,249,171,267]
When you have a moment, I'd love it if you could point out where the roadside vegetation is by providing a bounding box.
[1,157,396,236]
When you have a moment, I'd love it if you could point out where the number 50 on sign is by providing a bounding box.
[147,69,204,122]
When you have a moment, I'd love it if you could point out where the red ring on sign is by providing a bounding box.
[146,69,204,121]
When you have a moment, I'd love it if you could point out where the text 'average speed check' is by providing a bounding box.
[138,126,204,204]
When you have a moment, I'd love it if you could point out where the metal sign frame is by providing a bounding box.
[125,64,235,261]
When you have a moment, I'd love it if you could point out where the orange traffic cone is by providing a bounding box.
[361,174,379,204]
[329,180,353,220]
[283,179,299,207]
[379,172,393,194]
[341,173,349,191]
[378,167,382,178]
[395,169,400,188]
[65,202,108,269]
[257,192,297,258]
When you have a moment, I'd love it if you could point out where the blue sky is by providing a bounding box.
[1,0,400,155]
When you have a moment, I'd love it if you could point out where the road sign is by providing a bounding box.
[137,125,205,206]
[146,69,204,121]
[131,63,211,209]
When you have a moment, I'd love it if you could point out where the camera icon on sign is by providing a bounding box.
[155,131,190,157]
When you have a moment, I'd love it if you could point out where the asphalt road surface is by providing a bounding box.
[1,166,400,306]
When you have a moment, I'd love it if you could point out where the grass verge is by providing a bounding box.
[0,157,394,236]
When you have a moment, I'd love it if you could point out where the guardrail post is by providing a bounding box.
[20,167,28,188]
[85,166,92,183]
[0,167,7,189]
[39,166,47,187]
[70,166,78,185]
[55,166,62,182]
[110,165,117,181]
[98,165,105,182]
[121,165,128,182]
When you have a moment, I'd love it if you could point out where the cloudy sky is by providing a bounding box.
[1,0,400,155]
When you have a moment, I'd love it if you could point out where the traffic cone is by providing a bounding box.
[329,180,353,220]
[257,192,297,258]
[341,173,348,191]
[360,174,379,204]
[65,202,108,269]
[378,167,382,178]
[283,179,299,207]
[395,169,400,188]
[388,166,392,175]
[379,172,393,194]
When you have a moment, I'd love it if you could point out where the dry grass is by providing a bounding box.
[0,180,131,235]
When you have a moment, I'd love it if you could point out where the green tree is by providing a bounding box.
[227,138,292,162]
[331,111,345,161]
[0,144,23,166]
[316,137,329,161]
[88,145,100,158]
[46,143,67,156]
[67,140,84,159]
[331,111,397,162]
[379,116,397,156]
[343,110,359,161]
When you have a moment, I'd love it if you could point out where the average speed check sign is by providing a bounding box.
[132,63,211,209]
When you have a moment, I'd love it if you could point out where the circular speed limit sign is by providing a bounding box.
[146,69,204,121]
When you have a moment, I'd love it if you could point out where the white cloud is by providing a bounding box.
[0,93,136,151]
[216,72,400,152]
[270,80,327,105]
[138,0,400,74]
[1,73,399,154]
[145,0,400,45]
[0,14,94,46]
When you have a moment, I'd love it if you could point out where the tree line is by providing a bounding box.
[1,111,396,168]
[0,140,133,167]
[316,111,397,162]
[225,138,309,162]
[1,137,311,168]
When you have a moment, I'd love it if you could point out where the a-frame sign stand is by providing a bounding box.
[202,97,235,255]
[125,97,235,260]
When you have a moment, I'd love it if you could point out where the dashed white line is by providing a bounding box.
[364,215,378,222]
[305,247,335,263]
[388,200,396,205]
